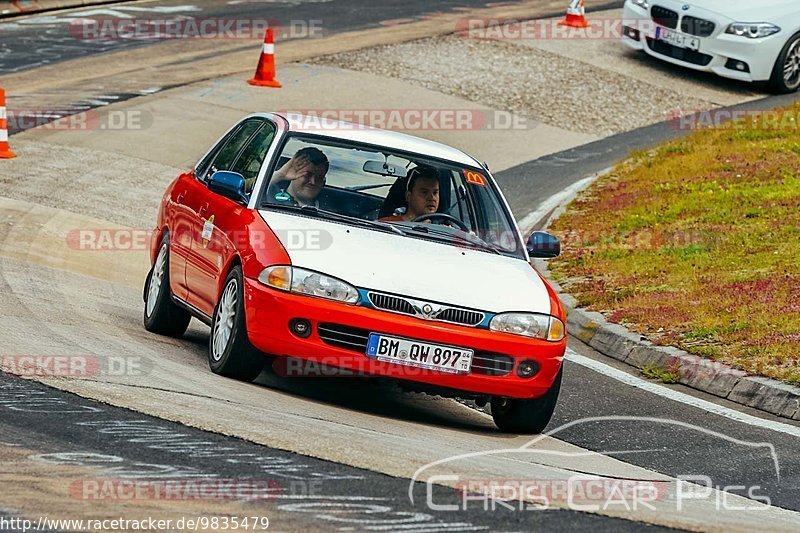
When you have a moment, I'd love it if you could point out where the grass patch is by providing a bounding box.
[641,364,682,384]
[550,103,800,384]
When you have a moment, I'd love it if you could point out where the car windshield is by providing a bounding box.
[258,134,525,259]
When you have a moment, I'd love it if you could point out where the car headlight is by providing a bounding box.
[490,313,565,341]
[629,0,649,9]
[725,23,781,39]
[258,266,359,304]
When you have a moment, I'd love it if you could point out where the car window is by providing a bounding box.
[230,121,276,194]
[195,126,239,179]
[203,119,263,181]
[259,134,525,259]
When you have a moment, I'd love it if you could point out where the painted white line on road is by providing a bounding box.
[517,174,599,233]
[567,349,800,438]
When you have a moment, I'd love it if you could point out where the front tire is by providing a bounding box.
[143,235,191,337]
[769,32,800,94]
[491,368,562,434]
[208,266,264,381]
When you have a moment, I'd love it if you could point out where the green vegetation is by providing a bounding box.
[550,103,800,385]
[641,364,682,384]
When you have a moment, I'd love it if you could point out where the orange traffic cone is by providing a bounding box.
[559,0,590,28]
[0,88,15,159]
[248,28,282,88]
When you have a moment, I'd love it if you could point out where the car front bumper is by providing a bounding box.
[243,277,565,400]
[622,2,785,83]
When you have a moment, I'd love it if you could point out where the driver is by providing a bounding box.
[380,165,440,222]
[268,147,329,207]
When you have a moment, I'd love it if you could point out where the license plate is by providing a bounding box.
[656,27,700,51]
[366,333,473,374]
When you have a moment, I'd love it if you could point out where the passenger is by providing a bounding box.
[380,165,440,222]
[268,147,329,207]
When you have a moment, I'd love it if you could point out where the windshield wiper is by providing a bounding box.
[299,206,408,236]
[406,224,503,255]
[264,203,406,237]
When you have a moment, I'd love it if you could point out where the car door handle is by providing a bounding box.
[199,205,208,216]
[176,193,186,203]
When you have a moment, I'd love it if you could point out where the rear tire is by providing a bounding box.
[769,32,800,94]
[208,266,264,381]
[491,368,562,434]
[143,235,191,337]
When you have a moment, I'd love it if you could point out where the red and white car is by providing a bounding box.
[143,113,566,433]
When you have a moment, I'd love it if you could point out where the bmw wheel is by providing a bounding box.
[209,265,264,381]
[491,368,562,434]
[770,32,800,94]
[143,235,191,337]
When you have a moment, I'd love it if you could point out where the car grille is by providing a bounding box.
[366,291,485,327]
[316,323,515,376]
[646,37,713,66]
[651,5,678,29]
[317,323,371,351]
[681,15,715,37]
[367,292,416,315]
[437,308,484,327]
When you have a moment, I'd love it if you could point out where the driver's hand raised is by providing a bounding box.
[277,155,315,181]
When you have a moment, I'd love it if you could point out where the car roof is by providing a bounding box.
[262,112,483,169]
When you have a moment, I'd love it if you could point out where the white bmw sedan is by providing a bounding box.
[622,0,800,93]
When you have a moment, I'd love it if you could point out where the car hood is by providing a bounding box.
[259,210,553,314]
[674,0,798,22]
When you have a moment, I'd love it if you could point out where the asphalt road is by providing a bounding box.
[1,0,622,136]
[0,372,674,532]
[3,1,800,531]
[0,0,621,75]
[560,342,800,514]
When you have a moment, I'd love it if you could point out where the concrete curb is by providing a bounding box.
[0,0,129,18]
[533,171,800,422]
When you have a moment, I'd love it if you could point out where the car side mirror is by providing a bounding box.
[208,171,248,205]
[526,231,561,258]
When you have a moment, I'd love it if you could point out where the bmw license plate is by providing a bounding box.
[655,27,700,51]
[366,333,473,374]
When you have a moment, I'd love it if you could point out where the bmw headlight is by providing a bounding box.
[490,313,565,341]
[258,266,359,304]
[725,23,780,39]
[630,0,649,9]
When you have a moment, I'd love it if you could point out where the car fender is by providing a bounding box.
[214,209,291,303]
